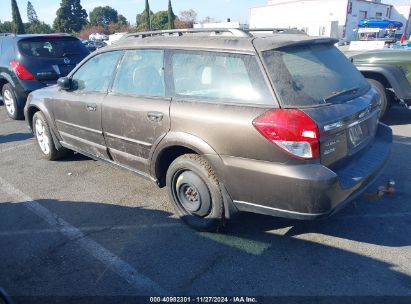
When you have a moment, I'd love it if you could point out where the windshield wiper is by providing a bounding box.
[323,87,360,104]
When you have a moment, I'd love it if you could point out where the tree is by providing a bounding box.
[176,9,197,29]
[175,19,194,29]
[117,14,128,26]
[136,0,152,31]
[27,1,39,23]
[167,0,175,30]
[25,22,53,34]
[53,0,88,33]
[0,21,14,33]
[11,0,25,34]
[107,22,131,34]
[179,9,197,25]
[151,11,168,31]
[136,10,153,31]
[89,6,118,28]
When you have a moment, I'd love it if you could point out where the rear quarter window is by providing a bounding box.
[170,50,274,105]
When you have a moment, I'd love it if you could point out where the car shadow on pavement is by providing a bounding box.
[0,198,410,297]
[382,104,411,126]
[59,152,94,162]
[0,133,33,144]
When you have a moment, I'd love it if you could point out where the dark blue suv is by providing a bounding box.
[0,33,89,119]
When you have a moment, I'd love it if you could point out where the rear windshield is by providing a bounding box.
[18,37,89,58]
[262,44,370,107]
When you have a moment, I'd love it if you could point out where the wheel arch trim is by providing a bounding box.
[150,131,226,184]
[356,64,411,99]
[25,103,63,150]
[0,73,16,89]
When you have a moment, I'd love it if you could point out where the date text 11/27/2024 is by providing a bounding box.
[149,297,258,303]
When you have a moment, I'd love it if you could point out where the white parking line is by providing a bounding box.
[394,140,411,146]
[0,176,167,295]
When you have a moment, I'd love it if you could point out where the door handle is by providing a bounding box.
[87,104,97,112]
[147,111,164,122]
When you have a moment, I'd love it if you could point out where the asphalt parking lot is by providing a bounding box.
[0,103,411,302]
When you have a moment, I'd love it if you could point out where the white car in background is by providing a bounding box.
[106,32,127,45]
[89,32,109,41]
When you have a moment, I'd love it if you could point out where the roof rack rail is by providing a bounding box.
[122,28,251,39]
[248,28,306,35]
[121,27,306,40]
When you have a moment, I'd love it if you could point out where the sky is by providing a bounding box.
[1,0,410,26]
[0,0,270,25]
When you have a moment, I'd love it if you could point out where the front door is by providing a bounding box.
[53,51,122,159]
[102,49,170,173]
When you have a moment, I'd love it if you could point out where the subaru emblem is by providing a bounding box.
[63,57,70,64]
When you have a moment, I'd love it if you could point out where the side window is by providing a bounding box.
[112,49,165,97]
[171,51,273,105]
[71,51,121,93]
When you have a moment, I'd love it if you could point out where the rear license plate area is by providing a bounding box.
[349,121,370,148]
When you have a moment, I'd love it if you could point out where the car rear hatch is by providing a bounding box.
[17,36,90,84]
[260,40,381,168]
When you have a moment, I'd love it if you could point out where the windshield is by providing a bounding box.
[262,44,370,107]
[18,37,89,59]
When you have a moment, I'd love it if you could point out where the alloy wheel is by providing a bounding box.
[3,89,15,116]
[35,118,50,155]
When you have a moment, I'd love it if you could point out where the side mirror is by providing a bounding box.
[57,77,71,90]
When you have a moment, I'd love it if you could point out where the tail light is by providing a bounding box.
[10,60,36,81]
[253,109,320,160]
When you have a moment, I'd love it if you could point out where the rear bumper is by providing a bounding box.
[221,123,392,220]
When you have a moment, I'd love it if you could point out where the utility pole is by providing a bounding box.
[149,9,152,31]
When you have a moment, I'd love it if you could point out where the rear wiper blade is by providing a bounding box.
[323,87,360,103]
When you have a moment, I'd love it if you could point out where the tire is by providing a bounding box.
[2,84,24,120]
[33,111,67,161]
[367,79,389,118]
[166,154,225,232]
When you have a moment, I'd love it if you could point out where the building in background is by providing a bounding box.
[391,4,411,36]
[249,0,411,42]
[194,19,248,30]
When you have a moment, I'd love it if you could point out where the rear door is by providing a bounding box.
[18,36,90,85]
[102,49,170,174]
[53,51,122,159]
[261,43,380,168]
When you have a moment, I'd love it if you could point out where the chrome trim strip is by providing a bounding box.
[104,132,152,147]
[347,110,378,128]
[322,109,379,132]
[56,120,103,135]
[324,121,344,132]
[233,200,326,217]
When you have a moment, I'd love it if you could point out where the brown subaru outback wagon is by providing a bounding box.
[25,28,392,231]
